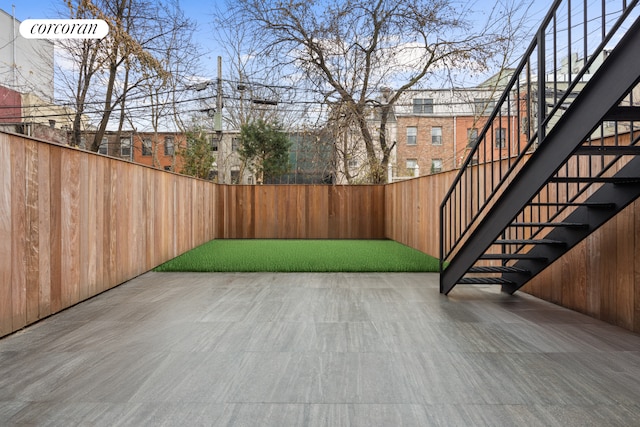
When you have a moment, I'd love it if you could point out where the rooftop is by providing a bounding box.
[1,272,639,426]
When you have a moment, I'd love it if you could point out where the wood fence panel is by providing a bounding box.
[11,140,26,331]
[215,184,384,239]
[25,141,39,324]
[0,135,13,336]
[0,133,220,338]
[78,153,90,302]
[37,143,51,320]
[3,130,639,337]
[385,170,458,257]
[308,185,328,238]
[61,150,81,309]
[49,146,62,314]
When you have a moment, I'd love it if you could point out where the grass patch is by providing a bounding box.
[154,239,440,272]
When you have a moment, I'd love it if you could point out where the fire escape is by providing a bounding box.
[440,0,640,294]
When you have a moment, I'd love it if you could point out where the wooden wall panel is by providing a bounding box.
[216,184,385,240]
[25,141,39,324]
[0,135,12,336]
[10,140,26,331]
[3,130,639,337]
[522,200,640,333]
[37,143,51,320]
[60,150,80,309]
[1,132,219,338]
[48,146,62,314]
[384,170,458,257]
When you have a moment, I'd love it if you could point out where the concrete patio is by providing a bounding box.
[1,272,640,426]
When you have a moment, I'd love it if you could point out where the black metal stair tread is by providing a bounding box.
[575,145,640,155]
[480,253,548,260]
[509,222,588,228]
[458,277,516,285]
[550,177,640,184]
[528,201,616,208]
[494,239,566,245]
[468,266,530,274]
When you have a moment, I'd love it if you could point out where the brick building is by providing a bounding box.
[392,73,526,179]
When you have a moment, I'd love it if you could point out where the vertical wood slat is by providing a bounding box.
[0,133,219,338]
[11,140,26,331]
[37,143,51,320]
[25,141,39,324]
[61,150,80,309]
[0,135,12,336]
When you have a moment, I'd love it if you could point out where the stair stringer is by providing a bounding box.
[440,16,640,295]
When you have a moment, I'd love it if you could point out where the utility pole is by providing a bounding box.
[214,56,223,133]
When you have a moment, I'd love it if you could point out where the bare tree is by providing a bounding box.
[223,0,524,183]
[129,1,200,167]
[59,0,185,151]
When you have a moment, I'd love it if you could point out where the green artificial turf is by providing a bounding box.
[154,239,440,272]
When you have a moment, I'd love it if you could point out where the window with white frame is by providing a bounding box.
[406,158,418,176]
[495,127,506,148]
[474,98,496,115]
[467,128,478,146]
[431,126,442,145]
[98,137,108,155]
[406,127,417,145]
[164,136,175,155]
[431,158,443,173]
[413,98,433,114]
[142,138,152,156]
[120,137,131,157]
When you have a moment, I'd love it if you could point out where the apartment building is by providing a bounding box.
[393,75,526,180]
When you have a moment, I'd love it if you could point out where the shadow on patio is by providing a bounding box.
[1,272,640,426]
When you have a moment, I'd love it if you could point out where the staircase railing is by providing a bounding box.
[440,0,639,276]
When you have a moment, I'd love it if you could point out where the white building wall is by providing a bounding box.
[0,9,54,99]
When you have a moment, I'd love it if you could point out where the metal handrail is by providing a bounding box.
[440,0,639,269]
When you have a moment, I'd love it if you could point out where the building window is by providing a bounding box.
[120,137,131,157]
[98,137,108,155]
[164,136,175,155]
[467,128,478,147]
[164,166,172,171]
[79,137,86,150]
[348,159,358,169]
[406,127,417,146]
[474,98,496,115]
[406,158,418,176]
[413,98,433,114]
[211,136,219,151]
[431,158,443,173]
[231,137,239,152]
[495,128,506,148]
[142,138,152,156]
[431,127,442,145]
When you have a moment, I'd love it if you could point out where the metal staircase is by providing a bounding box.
[440,0,640,295]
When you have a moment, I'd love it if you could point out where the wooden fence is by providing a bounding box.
[216,184,385,239]
[0,133,386,337]
[385,171,457,257]
[386,154,640,334]
[524,200,640,332]
[0,133,218,337]
[2,131,639,337]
